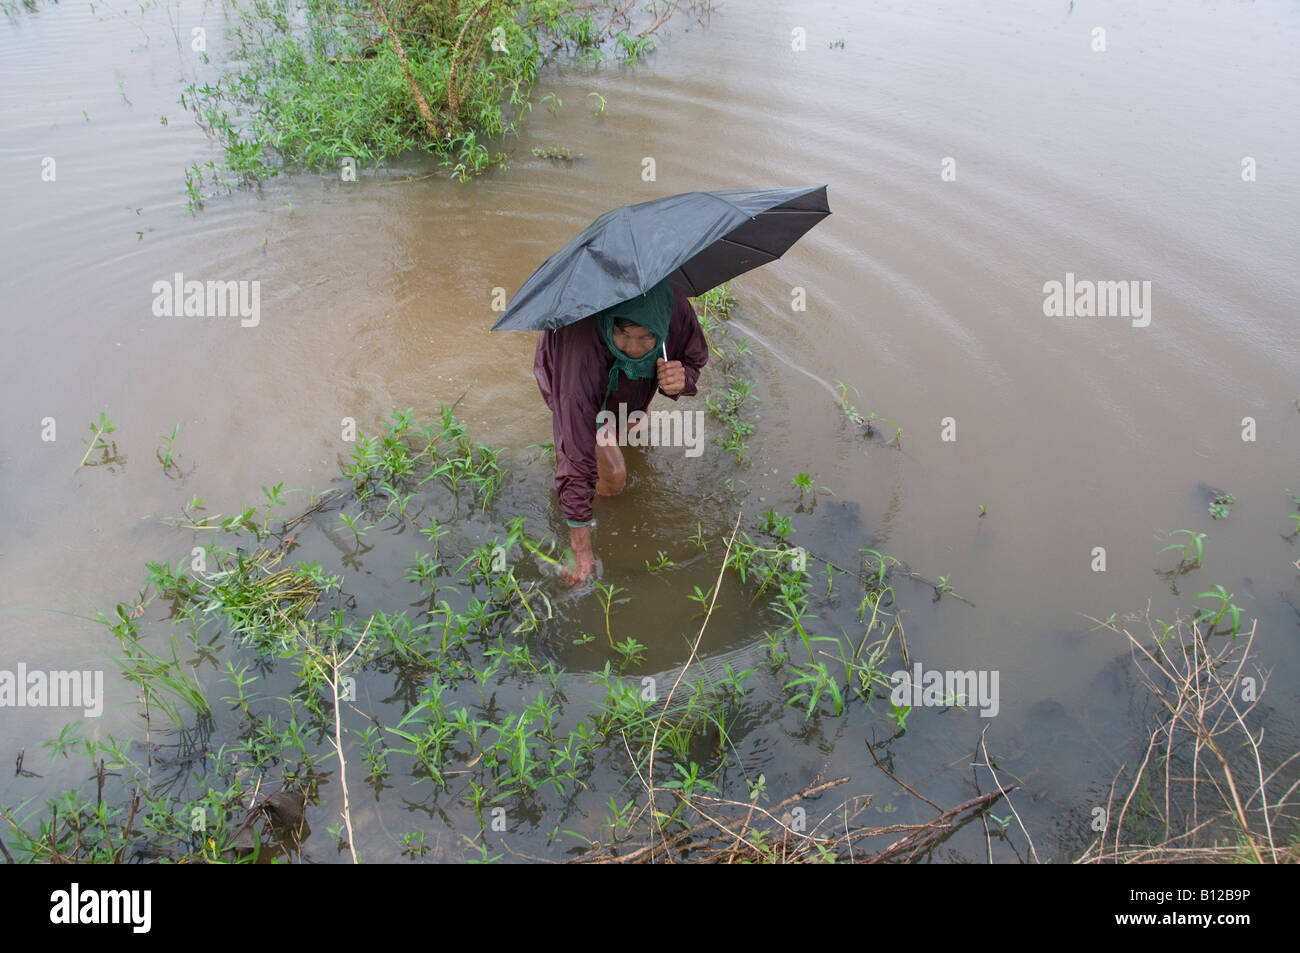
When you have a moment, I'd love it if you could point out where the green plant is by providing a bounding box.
[659,761,717,823]
[183,163,203,212]
[867,412,903,448]
[1209,491,1235,520]
[784,661,842,719]
[260,482,286,534]
[762,629,788,666]
[761,508,793,541]
[889,701,911,732]
[644,551,674,572]
[594,582,625,648]
[792,472,833,508]
[587,92,606,115]
[832,379,861,418]
[612,636,646,668]
[532,146,579,160]
[1161,530,1207,569]
[78,411,116,469]
[339,512,368,542]
[687,584,713,612]
[399,829,430,859]
[1192,584,1243,637]
[1087,612,1118,633]
[156,423,181,474]
[614,32,655,63]
[604,796,636,838]
[219,660,259,712]
[687,521,707,550]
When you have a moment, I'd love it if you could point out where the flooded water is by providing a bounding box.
[2,0,1298,861]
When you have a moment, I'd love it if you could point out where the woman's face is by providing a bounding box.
[611,321,658,360]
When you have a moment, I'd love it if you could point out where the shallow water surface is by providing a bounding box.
[2,0,1298,861]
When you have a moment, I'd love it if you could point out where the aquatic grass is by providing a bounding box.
[339,511,369,542]
[156,423,181,474]
[419,515,448,557]
[687,521,707,550]
[761,509,793,541]
[613,636,647,668]
[98,601,210,728]
[889,701,912,732]
[644,550,674,571]
[1192,584,1243,637]
[260,482,288,534]
[220,660,259,714]
[1161,529,1207,570]
[833,378,861,423]
[792,472,833,506]
[594,582,626,648]
[831,380,905,448]
[694,290,758,462]
[15,405,965,863]
[687,584,713,612]
[784,660,843,719]
[528,441,556,465]
[77,411,116,470]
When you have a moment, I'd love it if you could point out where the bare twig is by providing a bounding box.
[645,510,743,861]
[298,614,375,864]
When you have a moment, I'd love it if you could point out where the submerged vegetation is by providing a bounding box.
[175,0,713,196]
[9,394,983,862]
[14,293,1299,864]
[5,287,1024,863]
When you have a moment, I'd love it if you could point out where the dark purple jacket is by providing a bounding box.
[534,285,709,525]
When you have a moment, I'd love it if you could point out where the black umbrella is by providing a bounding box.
[490,185,830,332]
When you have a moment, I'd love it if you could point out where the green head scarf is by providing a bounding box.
[592,278,674,415]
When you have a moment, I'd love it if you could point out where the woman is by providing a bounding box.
[533,277,710,586]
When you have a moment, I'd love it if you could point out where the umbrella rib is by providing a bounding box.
[712,211,829,257]
[622,206,646,291]
[713,236,777,255]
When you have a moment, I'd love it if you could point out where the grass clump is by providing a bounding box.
[179,0,707,192]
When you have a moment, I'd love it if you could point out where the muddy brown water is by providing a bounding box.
[2,0,1298,860]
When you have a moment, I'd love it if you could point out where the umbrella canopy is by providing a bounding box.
[491,185,830,332]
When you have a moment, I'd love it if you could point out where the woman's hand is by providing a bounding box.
[656,358,686,396]
[562,524,596,587]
